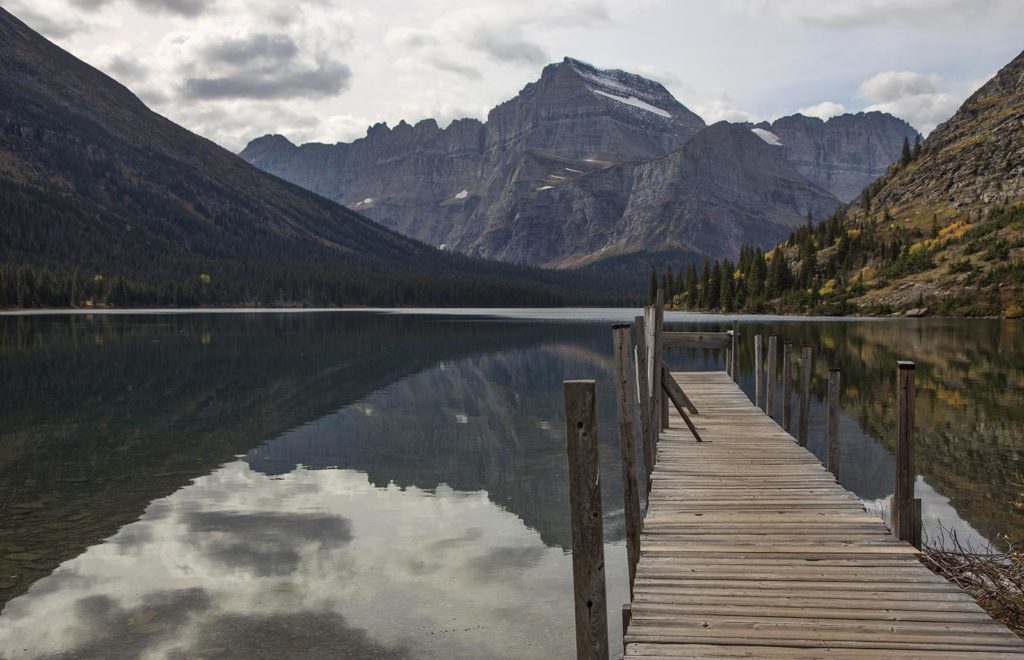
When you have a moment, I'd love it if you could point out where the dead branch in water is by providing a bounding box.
[920,526,1024,638]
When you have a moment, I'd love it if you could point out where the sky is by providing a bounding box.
[2,0,1022,152]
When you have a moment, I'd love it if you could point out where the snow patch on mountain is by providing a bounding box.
[593,89,671,118]
[454,190,468,199]
[751,128,782,146]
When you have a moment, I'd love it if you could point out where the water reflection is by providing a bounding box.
[1,312,1023,658]
[1,463,595,658]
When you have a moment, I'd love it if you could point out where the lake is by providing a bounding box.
[0,310,1022,658]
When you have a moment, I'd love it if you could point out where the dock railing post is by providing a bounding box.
[783,342,793,432]
[655,289,666,431]
[827,368,840,479]
[730,321,739,383]
[612,325,642,597]
[563,379,609,660]
[755,334,764,410]
[766,336,778,419]
[894,361,919,547]
[634,316,653,500]
[798,344,812,447]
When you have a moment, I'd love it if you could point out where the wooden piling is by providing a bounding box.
[766,336,778,419]
[612,325,642,596]
[754,335,764,411]
[798,344,812,447]
[783,342,793,432]
[563,379,608,660]
[634,316,654,496]
[911,498,923,550]
[827,367,840,479]
[894,361,918,545]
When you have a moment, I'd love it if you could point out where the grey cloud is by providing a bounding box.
[205,541,302,576]
[132,0,212,17]
[182,59,351,100]
[467,29,548,66]
[466,545,546,583]
[200,33,299,67]
[62,589,212,659]
[104,54,149,83]
[167,611,410,659]
[69,0,113,8]
[184,511,353,544]
[8,5,90,38]
[429,57,483,80]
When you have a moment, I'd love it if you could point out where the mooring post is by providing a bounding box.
[894,361,918,546]
[563,379,608,660]
[724,347,731,378]
[798,344,812,447]
[783,342,793,432]
[755,334,764,411]
[767,336,778,419]
[827,368,840,479]
[644,306,656,443]
[634,316,653,500]
[621,604,631,651]
[612,325,642,597]
[730,321,739,383]
[911,498,923,550]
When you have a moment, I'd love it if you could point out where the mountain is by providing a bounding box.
[757,112,920,202]
[242,59,911,266]
[667,49,1024,318]
[0,9,619,308]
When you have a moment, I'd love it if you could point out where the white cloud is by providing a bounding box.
[797,101,846,120]
[689,90,760,124]
[857,70,959,133]
[734,0,1022,29]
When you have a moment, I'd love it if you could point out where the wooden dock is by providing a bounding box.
[623,370,1024,658]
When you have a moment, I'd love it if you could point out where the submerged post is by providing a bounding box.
[767,336,778,419]
[827,368,840,479]
[755,335,764,411]
[634,316,654,498]
[894,361,918,546]
[612,325,642,596]
[563,380,608,660]
[798,344,812,447]
[783,342,793,432]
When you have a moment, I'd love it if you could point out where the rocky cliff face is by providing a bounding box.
[242,58,910,265]
[759,113,921,203]
[870,50,1024,214]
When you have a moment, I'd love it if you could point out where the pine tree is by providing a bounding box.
[685,264,698,308]
[900,136,912,166]
[767,250,791,298]
[720,261,735,312]
[648,267,658,305]
[912,134,922,160]
[698,258,711,309]
[708,261,722,310]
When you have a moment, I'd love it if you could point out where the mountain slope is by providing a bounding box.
[668,48,1024,317]
[0,8,621,307]
[760,112,920,203]
[242,59,909,266]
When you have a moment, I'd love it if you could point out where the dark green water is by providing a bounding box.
[0,310,1021,658]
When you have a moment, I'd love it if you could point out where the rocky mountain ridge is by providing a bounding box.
[243,57,918,266]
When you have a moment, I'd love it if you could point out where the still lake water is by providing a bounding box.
[0,309,1022,658]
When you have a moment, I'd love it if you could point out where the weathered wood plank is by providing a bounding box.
[623,370,1024,658]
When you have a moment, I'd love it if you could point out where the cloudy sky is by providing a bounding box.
[3,0,1022,151]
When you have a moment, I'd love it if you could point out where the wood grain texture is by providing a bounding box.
[613,325,643,596]
[783,342,793,433]
[766,335,778,420]
[828,367,841,480]
[798,345,813,447]
[563,380,608,660]
[635,316,654,497]
[623,371,1024,658]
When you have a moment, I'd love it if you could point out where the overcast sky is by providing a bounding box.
[3,0,1022,151]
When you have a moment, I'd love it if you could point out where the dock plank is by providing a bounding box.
[624,371,1023,658]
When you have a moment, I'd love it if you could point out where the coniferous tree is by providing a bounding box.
[720,260,735,312]
[698,258,711,309]
[708,261,722,310]
[912,134,922,160]
[685,264,698,308]
[648,267,658,305]
[900,136,912,166]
